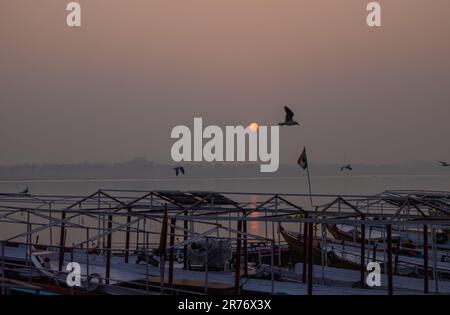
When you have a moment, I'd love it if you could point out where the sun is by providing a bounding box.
[248,122,259,132]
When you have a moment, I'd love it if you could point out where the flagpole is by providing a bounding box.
[306,164,313,207]
[298,146,313,207]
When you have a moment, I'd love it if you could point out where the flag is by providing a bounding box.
[297,147,308,170]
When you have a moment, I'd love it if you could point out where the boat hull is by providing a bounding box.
[280,226,361,271]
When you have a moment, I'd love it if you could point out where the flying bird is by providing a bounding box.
[19,187,29,194]
[340,165,353,171]
[278,106,299,126]
[174,166,185,176]
[438,161,450,167]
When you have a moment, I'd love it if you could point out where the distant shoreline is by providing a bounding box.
[0,158,448,181]
[1,174,450,183]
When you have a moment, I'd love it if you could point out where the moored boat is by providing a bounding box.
[325,224,403,244]
[279,225,361,271]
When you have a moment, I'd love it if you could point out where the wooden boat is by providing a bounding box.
[325,224,403,244]
[279,225,322,264]
[281,226,450,277]
[279,225,361,271]
[325,224,357,243]
[326,224,450,253]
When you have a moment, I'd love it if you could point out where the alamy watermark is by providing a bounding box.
[65,259,381,288]
[170,118,279,172]
[66,261,81,287]
[65,2,382,28]
[366,262,381,287]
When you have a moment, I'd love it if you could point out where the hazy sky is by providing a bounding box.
[1,0,449,166]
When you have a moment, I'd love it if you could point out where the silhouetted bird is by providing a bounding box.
[278,106,299,126]
[438,161,450,167]
[340,165,353,171]
[174,166,185,176]
[19,187,29,194]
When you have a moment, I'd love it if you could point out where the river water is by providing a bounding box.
[0,175,448,245]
